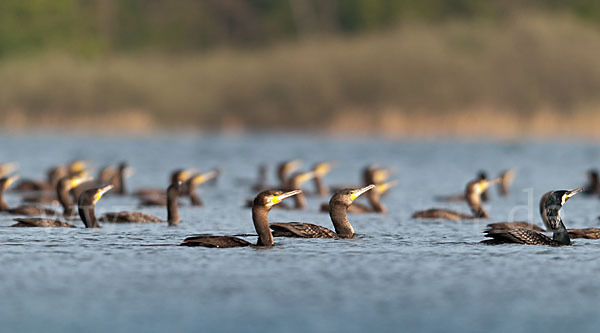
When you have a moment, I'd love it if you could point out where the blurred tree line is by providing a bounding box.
[0,0,599,58]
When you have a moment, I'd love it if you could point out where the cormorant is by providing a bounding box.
[486,189,600,239]
[311,162,335,197]
[582,169,600,195]
[483,188,582,245]
[0,175,58,216]
[133,168,194,198]
[10,175,93,227]
[284,171,315,209]
[498,169,517,197]
[269,185,375,239]
[435,171,489,202]
[412,178,500,220]
[98,182,182,224]
[320,180,396,213]
[180,189,301,247]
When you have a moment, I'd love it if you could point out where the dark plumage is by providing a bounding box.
[99,211,164,223]
[413,178,500,220]
[483,188,582,246]
[100,182,182,224]
[486,222,546,232]
[11,218,76,228]
[485,189,599,239]
[319,180,396,214]
[270,185,375,239]
[181,189,302,248]
[482,228,560,245]
[0,175,59,217]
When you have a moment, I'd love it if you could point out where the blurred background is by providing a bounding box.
[1,0,600,138]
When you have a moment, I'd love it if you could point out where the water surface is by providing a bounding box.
[1,134,599,332]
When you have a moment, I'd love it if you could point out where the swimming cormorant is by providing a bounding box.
[269,185,375,239]
[98,182,182,224]
[482,188,582,245]
[180,189,301,247]
[320,181,396,214]
[0,175,59,216]
[412,178,500,220]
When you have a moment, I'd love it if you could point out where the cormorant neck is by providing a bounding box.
[329,202,354,238]
[552,225,571,245]
[167,187,180,226]
[293,192,307,209]
[117,167,126,195]
[481,189,490,201]
[252,205,274,246]
[367,191,385,213]
[0,187,9,211]
[189,192,202,206]
[313,176,329,196]
[187,183,202,206]
[78,202,99,228]
[0,189,8,211]
[277,169,287,187]
[466,192,487,218]
[57,182,74,218]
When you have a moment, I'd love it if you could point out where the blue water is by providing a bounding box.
[1,133,600,332]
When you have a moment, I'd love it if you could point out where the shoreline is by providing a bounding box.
[1,109,599,142]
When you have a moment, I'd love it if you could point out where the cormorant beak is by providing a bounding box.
[69,176,94,190]
[373,169,390,184]
[563,187,584,202]
[271,189,302,205]
[5,174,20,189]
[298,171,316,184]
[377,180,398,194]
[191,170,218,185]
[94,185,113,203]
[480,178,501,191]
[0,162,19,176]
[350,184,376,201]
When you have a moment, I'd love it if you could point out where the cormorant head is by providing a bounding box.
[90,185,113,204]
[171,168,195,184]
[500,168,517,185]
[588,169,599,182]
[467,177,500,195]
[288,171,316,188]
[0,162,19,178]
[281,160,302,173]
[477,171,487,180]
[330,184,376,207]
[48,165,68,181]
[68,160,89,174]
[254,189,302,209]
[545,188,583,208]
[119,162,135,177]
[0,174,19,191]
[277,160,302,182]
[313,162,335,177]
[61,175,94,192]
[167,181,183,197]
[541,188,582,231]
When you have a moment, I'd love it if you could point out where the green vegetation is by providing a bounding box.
[1,1,600,137]
[1,0,600,58]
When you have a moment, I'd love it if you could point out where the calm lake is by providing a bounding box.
[1,133,599,332]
